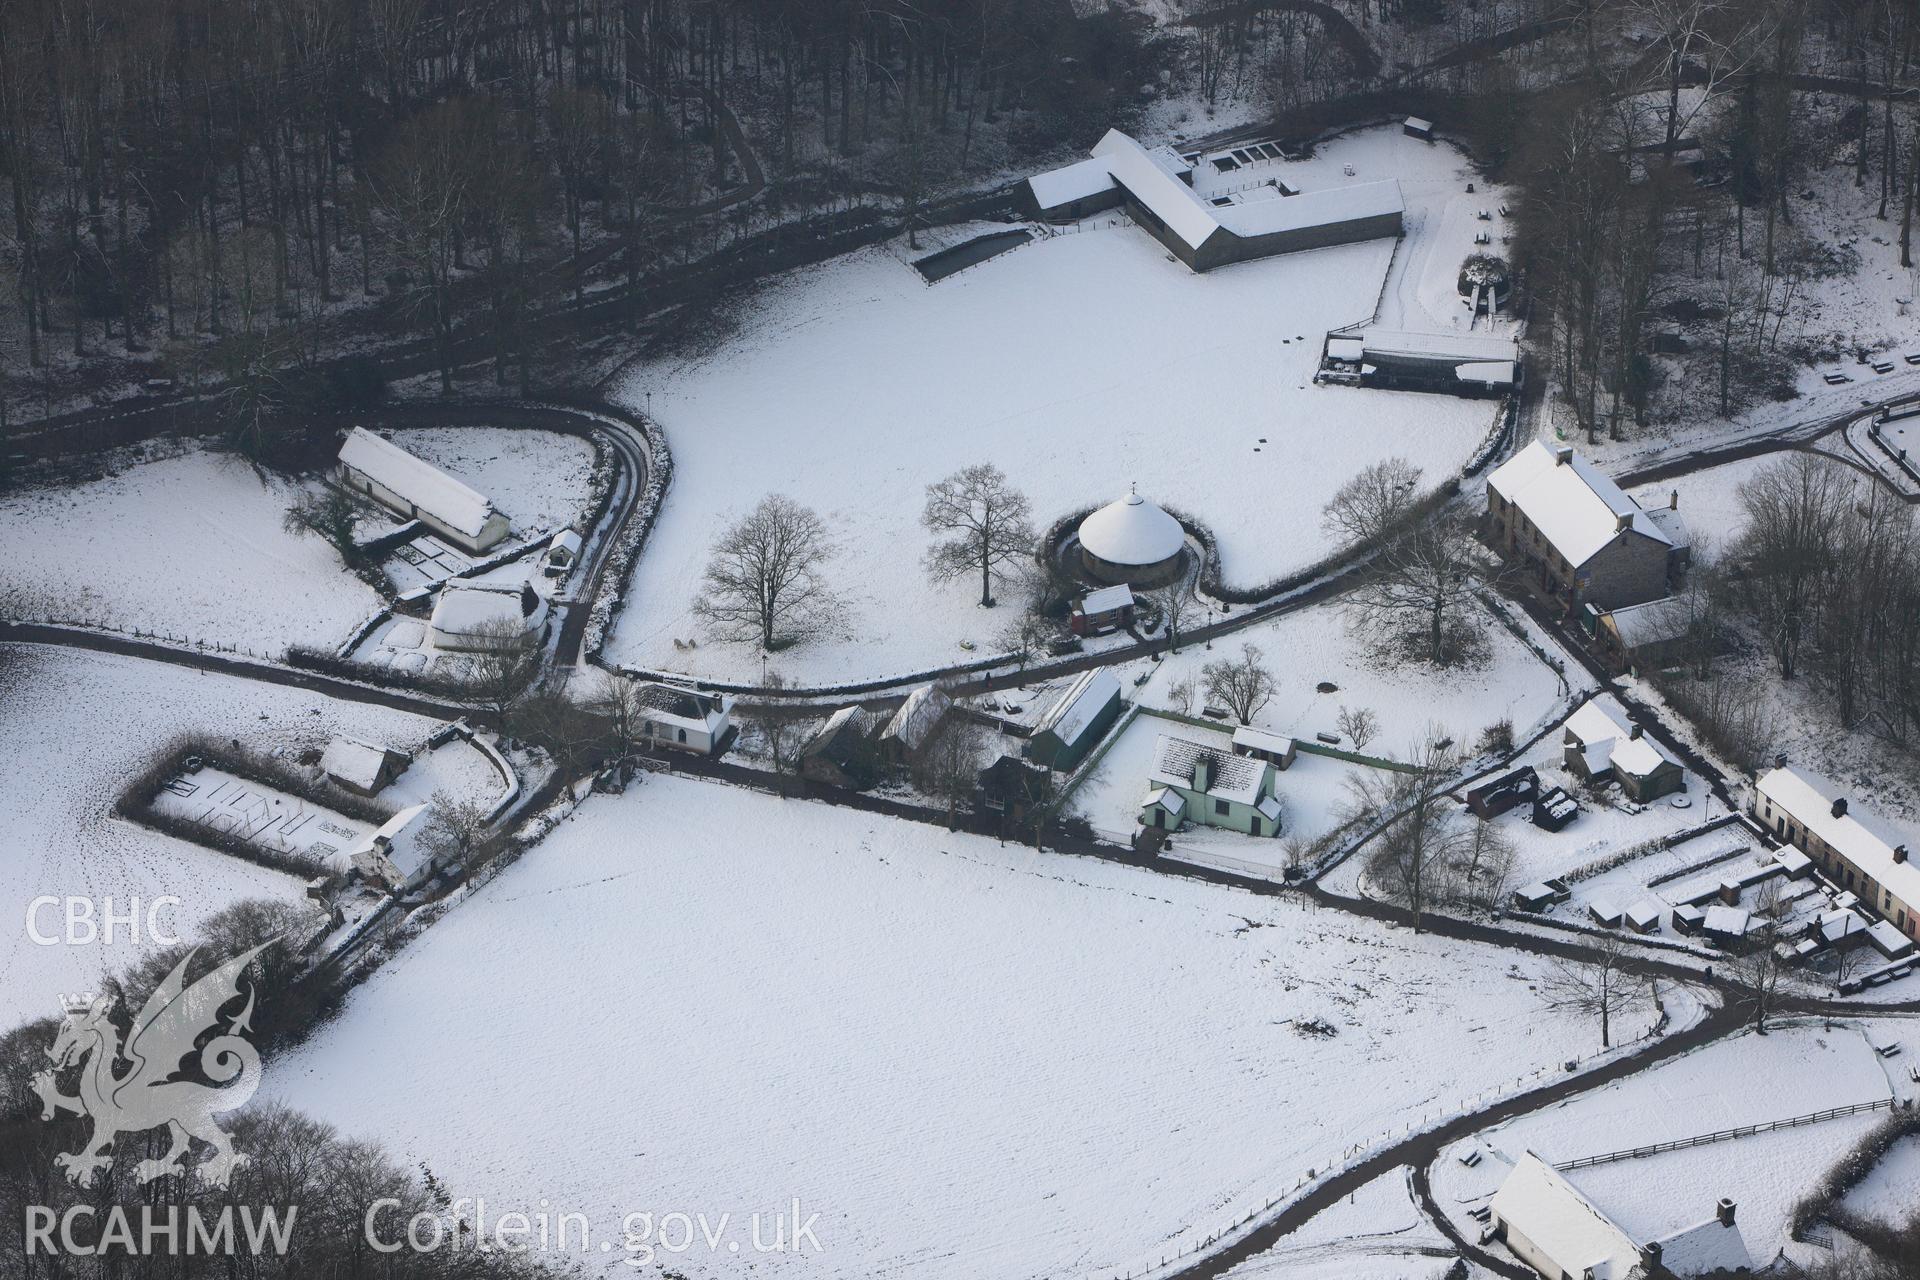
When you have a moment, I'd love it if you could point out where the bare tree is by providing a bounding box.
[1322,456,1421,549]
[695,494,844,651]
[922,464,1035,607]
[453,617,540,728]
[282,486,362,564]
[1729,878,1789,1033]
[1347,726,1462,933]
[914,717,988,829]
[1453,816,1518,911]
[415,789,496,876]
[1537,932,1647,1049]
[1354,515,1488,666]
[1165,678,1196,717]
[738,673,810,775]
[1151,586,1195,654]
[1337,705,1380,753]
[1732,453,1851,680]
[997,611,1055,673]
[1202,644,1278,725]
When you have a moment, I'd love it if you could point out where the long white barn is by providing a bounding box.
[337,427,511,553]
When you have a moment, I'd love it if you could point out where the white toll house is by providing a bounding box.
[1077,486,1186,587]
[338,803,433,892]
[1489,1152,1752,1279]
[337,427,511,553]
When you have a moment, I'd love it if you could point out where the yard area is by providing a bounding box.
[1432,1021,1912,1270]
[605,145,1501,684]
[272,775,1659,1280]
[390,426,598,536]
[0,447,381,653]
[0,645,485,1027]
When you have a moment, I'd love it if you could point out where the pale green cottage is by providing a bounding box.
[1139,734,1283,838]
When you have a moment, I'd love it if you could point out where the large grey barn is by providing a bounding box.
[1023,130,1403,273]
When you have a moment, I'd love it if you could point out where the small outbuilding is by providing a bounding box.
[878,684,953,766]
[319,737,412,797]
[1071,584,1137,636]
[1468,765,1538,818]
[798,706,878,789]
[1026,668,1124,771]
[429,580,550,651]
[1078,486,1186,587]
[1403,116,1434,140]
[1231,726,1296,771]
[544,528,584,578]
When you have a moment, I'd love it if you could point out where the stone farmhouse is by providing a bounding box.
[1486,441,1689,611]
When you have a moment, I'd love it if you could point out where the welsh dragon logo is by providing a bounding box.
[32,941,273,1189]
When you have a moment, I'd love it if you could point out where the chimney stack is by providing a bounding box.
[1670,489,1680,511]
[1629,723,1644,740]
[1832,797,1849,819]
[1555,445,1573,466]
[1716,1199,1737,1227]
[1896,845,1910,865]
[1775,752,1789,769]
[1616,511,1633,533]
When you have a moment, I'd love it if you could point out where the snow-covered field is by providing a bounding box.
[0,449,381,653]
[273,775,1656,1280]
[0,645,480,1026]
[1434,1021,1911,1268]
[1840,1132,1920,1229]
[392,427,597,536]
[606,130,1502,685]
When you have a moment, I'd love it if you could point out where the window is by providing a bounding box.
[677,728,687,744]
[1214,799,1229,817]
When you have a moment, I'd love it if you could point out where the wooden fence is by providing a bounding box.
[1556,1097,1899,1171]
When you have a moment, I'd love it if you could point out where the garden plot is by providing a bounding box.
[148,766,371,866]
[0,449,381,653]
[1069,710,1384,858]
[389,426,597,537]
[606,211,1497,685]
[1130,597,1576,757]
[1474,709,1724,896]
[272,775,1657,1280]
[0,645,479,1028]
[1432,1022,1910,1270]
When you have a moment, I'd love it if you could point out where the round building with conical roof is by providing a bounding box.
[1077,486,1187,586]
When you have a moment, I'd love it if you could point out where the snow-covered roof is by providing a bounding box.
[1256,795,1282,823]
[802,705,868,759]
[320,737,405,791]
[1326,336,1366,361]
[430,580,548,640]
[1757,765,1920,907]
[339,803,430,880]
[881,684,952,751]
[1141,787,1186,817]
[1644,505,1690,550]
[1650,1214,1752,1276]
[634,682,730,734]
[1603,597,1691,648]
[1150,734,1269,805]
[338,427,500,540]
[1216,179,1403,239]
[1080,583,1135,615]
[1566,700,1679,780]
[1703,904,1751,937]
[549,528,583,556]
[1079,488,1185,567]
[1869,919,1914,957]
[1032,668,1121,748]
[1090,129,1223,251]
[1232,726,1294,757]
[1490,1153,1642,1280]
[1488,440,1671,568]
[1455,360,1517,385]
[1027,156,1118,210]
[1625,900,1662,930]
[1353,326,1520,364]
[1405,116,1433,131]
